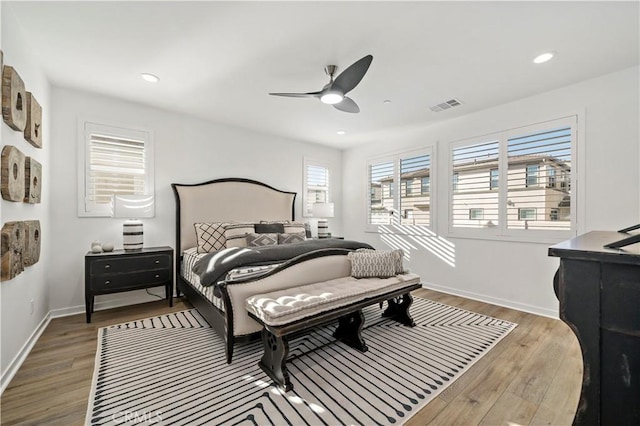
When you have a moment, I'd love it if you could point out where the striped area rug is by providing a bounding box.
[86,297,516,425]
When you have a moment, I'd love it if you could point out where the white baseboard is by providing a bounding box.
[1,312,52,395]
[421,281,559,319]
[50,290,168,319]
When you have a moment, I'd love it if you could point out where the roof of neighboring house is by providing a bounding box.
[453,154,571,173]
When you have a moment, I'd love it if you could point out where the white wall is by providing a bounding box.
[0,6,52,380]
[343,66,640,317]
[49,87,343,313]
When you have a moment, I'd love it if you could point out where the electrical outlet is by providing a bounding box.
[30,299,35,315]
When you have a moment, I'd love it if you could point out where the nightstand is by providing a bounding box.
[84,246,174,323]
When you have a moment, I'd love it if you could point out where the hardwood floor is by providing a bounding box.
[1,289,582,425]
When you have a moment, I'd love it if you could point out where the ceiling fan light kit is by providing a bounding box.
[269,54,373,113]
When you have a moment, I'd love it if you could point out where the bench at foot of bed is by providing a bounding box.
[246,273,421,392]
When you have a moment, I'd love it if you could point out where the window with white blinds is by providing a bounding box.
[507,125,572,230]
[303,159,330,217]
[368,160,395,225]
[367,148,433,230]
[79,122,153,217]
[448,116,576,239]
[451,140,500,229]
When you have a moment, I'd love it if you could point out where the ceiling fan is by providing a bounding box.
[269,54,373,113]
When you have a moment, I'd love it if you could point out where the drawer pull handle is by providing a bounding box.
[104,280,111,286]
[155,274,160,278]
[104,264,111,269]
[155,260,160,264]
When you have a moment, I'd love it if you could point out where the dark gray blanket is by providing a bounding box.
[193,239,374,287]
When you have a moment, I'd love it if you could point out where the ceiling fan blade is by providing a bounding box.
[269,91,321,98]
[333,97,360,113]
[331,55,373,94]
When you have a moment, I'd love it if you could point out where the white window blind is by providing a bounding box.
[79,122,153,217]
[88,134,146,205]
[303,159,330,217]
[368,160,395,225]
[400,154,431,226]
[507,126,572,230]
[451,140,500,228]
[367,148,433,231]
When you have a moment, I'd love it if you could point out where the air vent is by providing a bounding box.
[430,98,462,112]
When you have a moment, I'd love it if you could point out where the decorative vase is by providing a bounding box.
[123,219,143,251]
[102,242,114,252]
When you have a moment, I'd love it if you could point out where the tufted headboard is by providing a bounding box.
[171,178,296,253]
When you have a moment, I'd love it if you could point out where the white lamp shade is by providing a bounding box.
[312,202,334,218]
[113,195,155,218]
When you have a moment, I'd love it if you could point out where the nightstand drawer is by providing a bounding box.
[90,269,172,292]
[91,254,171,275]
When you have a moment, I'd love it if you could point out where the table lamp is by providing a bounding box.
[312,202,334,238]
[113,195,154,251]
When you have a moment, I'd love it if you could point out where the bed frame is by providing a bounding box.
[171,178,297,360]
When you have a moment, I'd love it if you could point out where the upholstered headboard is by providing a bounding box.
[171,178,296,253]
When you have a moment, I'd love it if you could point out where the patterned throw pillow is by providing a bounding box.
[348,250,403,278]
[223,223,255,248]
[194,222,227,253]
[283,221,307,236]
[278,232,306,245]
[246,233,278,247]
[356,248,405,274]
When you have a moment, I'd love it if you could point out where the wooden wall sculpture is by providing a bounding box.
[23,220,41,267]
[1,145,26,202]
[1,222,25,281]
[24,157,42,203]
[24,92,42,148]
[2,66,27,131]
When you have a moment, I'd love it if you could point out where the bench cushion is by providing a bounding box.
[245,273,420,326]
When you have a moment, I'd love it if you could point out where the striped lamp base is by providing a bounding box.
[123,219,143,251]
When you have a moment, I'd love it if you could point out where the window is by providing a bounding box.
[78,121,153,217]
[368,160,395,225]
[518,208,536,220]
[367,149,432,229]
[507,125,572,231]
[525,165,539,187]
[451,139,499,229]
[490,168,499,190]
[303,159,330,217]
[469,208,484,220]
[547,168,556,188]
[421,177,430,194]
[449,116,576,239]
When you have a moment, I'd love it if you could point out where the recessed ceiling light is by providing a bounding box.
[337,130,346,135]
[383,99,392,104]
[141,73,160,83]
[533,52,555,64]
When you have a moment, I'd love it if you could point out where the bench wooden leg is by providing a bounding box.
[258,329,293,392]
[382,293,416,326]
[333,309,368,352]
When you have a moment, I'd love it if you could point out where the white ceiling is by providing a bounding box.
[5,1,639,149]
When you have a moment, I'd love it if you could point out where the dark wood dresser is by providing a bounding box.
[85,246,174,322]
[549,231,639,425]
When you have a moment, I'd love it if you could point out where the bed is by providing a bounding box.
[172,178,371,363]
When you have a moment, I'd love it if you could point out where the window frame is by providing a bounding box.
[366,147,435,233]
[447,115,578,243]
[302,158,331,218]
[77,118,154,218]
